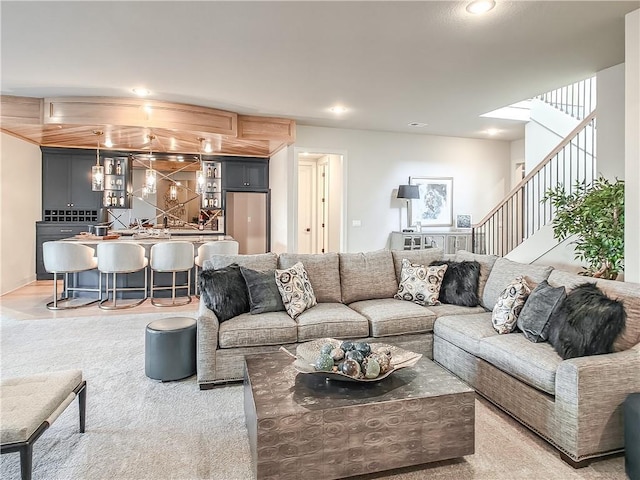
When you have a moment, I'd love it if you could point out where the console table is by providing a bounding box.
[390,231,471,254]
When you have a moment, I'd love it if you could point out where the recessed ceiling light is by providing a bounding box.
[104,138,113,148]
[466,0,496,15]
[329,105,348,114]
[132,87,151,97]
[408,122,428,128]
[486,128,500,136]
[177,155,184,162]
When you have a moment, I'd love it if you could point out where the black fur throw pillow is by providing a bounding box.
[199,264,249,322]
[429,260,481,307]
[548,283,626,360]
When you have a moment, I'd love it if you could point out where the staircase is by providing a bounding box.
[472,78,597,257]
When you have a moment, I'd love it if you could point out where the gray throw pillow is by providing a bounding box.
[517,280,566,343]
[240,267,285,314]
[199,264,249,322]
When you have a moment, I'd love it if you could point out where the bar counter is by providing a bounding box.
[61,233,235,298]
[63,233,233,247]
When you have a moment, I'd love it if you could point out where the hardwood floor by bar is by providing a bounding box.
[0,281,198,320]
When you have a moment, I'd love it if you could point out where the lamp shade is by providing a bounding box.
[397,184,419,199]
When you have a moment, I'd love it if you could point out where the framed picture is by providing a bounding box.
[408,177,453,227]
[456,214,472,229]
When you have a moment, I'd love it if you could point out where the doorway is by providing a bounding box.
[296,152,344,253]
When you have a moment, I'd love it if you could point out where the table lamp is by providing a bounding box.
[397,184,419,231]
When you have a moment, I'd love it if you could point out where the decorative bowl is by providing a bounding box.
[283,338,422,383]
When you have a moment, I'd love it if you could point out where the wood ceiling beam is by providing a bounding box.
[0,95,295,157]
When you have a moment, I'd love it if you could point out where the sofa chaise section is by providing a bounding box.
[433,256,640,466]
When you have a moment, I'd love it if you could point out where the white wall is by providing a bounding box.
[625,10,640,282]
[326,154,343,252]
[269,147,290,254]
[597,63,626,180]
[510,139,525,189]
[524,99,581,173]
[291,126,511,252]
[506,225,586,273]
[0,132,42,295]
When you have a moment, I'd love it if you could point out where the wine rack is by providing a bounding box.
[103,157,129,208]
[43,209,99,222]
[201,160,222,209]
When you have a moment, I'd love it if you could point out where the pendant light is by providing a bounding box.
[91,130,105,191]
[195,137,206,195]
[169,184,178,200]
[145,134,157,194]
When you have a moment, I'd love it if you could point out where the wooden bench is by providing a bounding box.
[1,370,86,480]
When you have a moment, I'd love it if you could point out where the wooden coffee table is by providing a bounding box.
[244,350,475,479]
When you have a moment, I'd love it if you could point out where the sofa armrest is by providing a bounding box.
[555,344,640,453]
[556,344,640,404]
[196,298,220,387]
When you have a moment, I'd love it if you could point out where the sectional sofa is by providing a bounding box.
[196,248,640,467]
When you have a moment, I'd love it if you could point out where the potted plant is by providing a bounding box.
[542,177,624,280]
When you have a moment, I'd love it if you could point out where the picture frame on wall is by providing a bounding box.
[408,177,453,227]
[456,214,472,229]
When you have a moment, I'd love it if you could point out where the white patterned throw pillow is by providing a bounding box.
[275,261,317,319]
[394,259,447,306]
[492,276,531,334]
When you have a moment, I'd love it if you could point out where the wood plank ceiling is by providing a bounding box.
[0,96,296,158]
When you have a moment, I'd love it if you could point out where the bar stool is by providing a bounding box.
[150,242,194,307]
[97,242,148,310]
[194,240,239,296]
[43,241,102,310]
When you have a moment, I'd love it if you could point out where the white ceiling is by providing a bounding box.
[1,1,637,141]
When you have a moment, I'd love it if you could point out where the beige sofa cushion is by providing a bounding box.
[547,270,597,290]
[339,250,398,304]
[349,298,436,337]
[278,253,342,303]
[218,311,297,348]
[295,303,369,341]
[426,303,486,318]
[434,312,497,356]
[391,248,444,283]
[549,270,640,352]
[455,250,498,300]
[204,252,278,271]
[477,334,562,395]
[482,257,553,311]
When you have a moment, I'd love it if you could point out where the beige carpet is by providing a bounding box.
[0,313,626,480]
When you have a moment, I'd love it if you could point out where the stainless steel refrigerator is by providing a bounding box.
[225,191,270,254]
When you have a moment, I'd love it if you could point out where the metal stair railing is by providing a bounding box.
[536,76,596,120]
[472,110,596,256]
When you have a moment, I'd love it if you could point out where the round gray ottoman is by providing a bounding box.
[145,317,196,381]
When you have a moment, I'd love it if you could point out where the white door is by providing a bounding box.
[317,160,328,253]
[297,162,316,254]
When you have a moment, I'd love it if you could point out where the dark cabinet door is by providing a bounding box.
[43,155,71,208]
[223,160,268,190]
[244,163,268,190]
[70,154,101,208]
[223,162,246,189]
[42,149,102,210]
